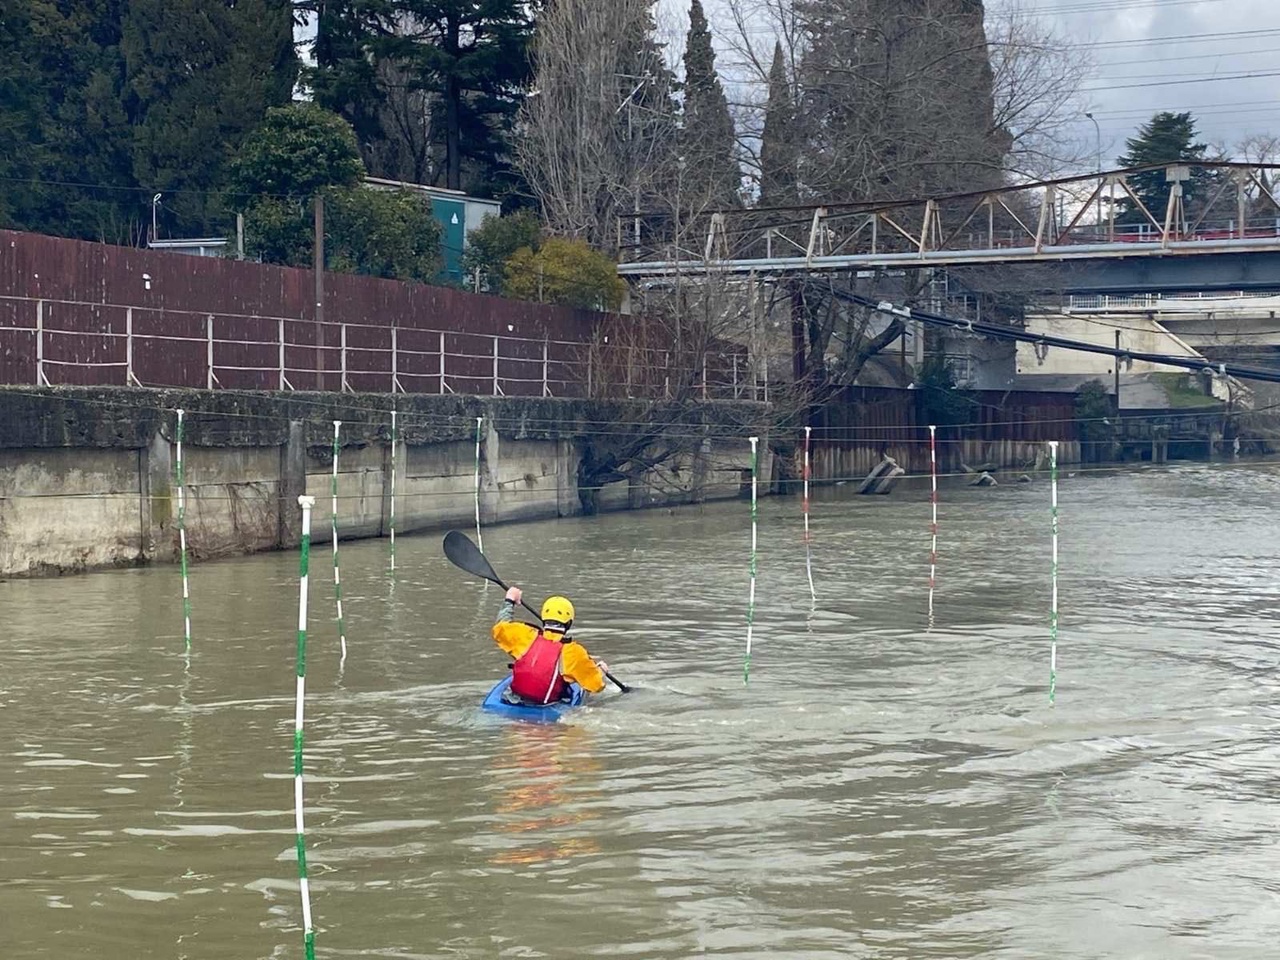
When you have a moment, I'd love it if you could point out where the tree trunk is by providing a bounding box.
[445,15,461,191]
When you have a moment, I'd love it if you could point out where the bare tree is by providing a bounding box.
[513,0,680,252]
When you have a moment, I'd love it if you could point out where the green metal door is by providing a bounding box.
[431,198,466,283]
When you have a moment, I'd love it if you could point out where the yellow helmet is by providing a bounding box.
[540,595,575,632]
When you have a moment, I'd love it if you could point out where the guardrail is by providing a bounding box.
[0,295,765,402]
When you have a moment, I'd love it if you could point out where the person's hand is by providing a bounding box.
[595,659,610,675]
[505,586,522,604]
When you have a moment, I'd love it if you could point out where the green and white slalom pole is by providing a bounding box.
[294,495,318,960]
[802,426,815,602]
[928,425,939,625]
[1048,441,1060,704]
[473,415,484,552]
[331,421,347,664]
[389,410,397,573]
[175,409,192,652]
[744,436,759,685]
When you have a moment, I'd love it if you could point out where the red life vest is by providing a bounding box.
[510,633,566,704]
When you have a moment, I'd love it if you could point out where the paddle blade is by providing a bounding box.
[442,530,504,586]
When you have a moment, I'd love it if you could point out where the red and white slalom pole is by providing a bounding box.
[803,426,815,602]
[928,425,939,624]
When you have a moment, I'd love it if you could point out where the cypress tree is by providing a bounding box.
[123,0,298,236]
[759,41,797,207]
[680,0,740,208]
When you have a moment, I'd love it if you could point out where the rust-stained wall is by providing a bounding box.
[0,229,608,395]
[810,386,1081,480]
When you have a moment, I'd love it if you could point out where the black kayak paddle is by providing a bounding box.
[442,530,631,693]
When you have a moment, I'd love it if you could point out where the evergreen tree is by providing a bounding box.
[123,0,298,237]
[680,0,740,208]
[795,0,1008,202]
[10,0,138,241]
[307,1,390,168]
[391,1,534,195]
[232,103,442,282]
[310,1,534,196]
[1,0,297,243]
[1115,111,1208,223]
[759,41,797,207]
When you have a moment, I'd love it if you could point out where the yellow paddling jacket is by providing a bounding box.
[492,603,606,694]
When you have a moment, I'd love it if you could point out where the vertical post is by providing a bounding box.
[473,416,485,552]
[492,336,500,396]
[438,331,446,394]
[206,315,215,390]
[389,326,399,393]
[542,336,550,397]
[1048,440,1059,705]
[803,426,815,602]
[733,354,739,399]
[293,494,318,960]
[928,425,938,625]
[125,306,134,385]
[278,318,287,390]
[586,345,594,398]
[389,410,398,573]
[331,421,347,664]
[743,436,759,685]
[1114,329,1121,414]
[35,299,44,386]
[313,195,325,391]
[175,409,192,651]
[236,213,245,260]
[340,323,349,392]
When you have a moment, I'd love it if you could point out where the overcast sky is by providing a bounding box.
[677,0,1280,168]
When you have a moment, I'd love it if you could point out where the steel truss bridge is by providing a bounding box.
[616,163,1280,294]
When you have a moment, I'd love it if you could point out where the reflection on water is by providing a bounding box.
[3,461,1280,958]
[489,724,603,865]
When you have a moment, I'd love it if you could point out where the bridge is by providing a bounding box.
[616,163,1280,294]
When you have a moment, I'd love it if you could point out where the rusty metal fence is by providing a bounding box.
[0,230,760,400]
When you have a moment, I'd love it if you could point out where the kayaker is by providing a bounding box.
[492,588,608,703]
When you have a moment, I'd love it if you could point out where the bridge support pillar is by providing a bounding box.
[1151,426,1169,465]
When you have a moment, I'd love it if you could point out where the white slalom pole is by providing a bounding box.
[473,415,484,552]
[175,409,191,652]
[389,410,397,573]
[928,425,939,625]
[744,436,759,684]
[331,421,347,664]
[1048,440,1060,705]
[294,495,317,960]
[803,426,815,602]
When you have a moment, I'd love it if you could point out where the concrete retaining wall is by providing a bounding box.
[0,388,769,576]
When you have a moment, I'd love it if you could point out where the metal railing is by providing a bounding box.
[0,295,768,402]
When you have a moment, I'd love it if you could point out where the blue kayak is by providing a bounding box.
[480,675,588,722]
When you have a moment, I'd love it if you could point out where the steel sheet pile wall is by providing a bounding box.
[811,386,1081,479]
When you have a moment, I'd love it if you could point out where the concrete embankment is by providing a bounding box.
[0,388,770,577]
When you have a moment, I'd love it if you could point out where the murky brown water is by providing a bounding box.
[4,462,1280,959]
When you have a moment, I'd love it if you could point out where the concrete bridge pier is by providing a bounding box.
[1151,426,1169,464]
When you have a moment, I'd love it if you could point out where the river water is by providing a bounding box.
[4,462,1280,959]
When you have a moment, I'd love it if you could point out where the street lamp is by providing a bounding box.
[1085,113,1102,229]
[151,193,162,245]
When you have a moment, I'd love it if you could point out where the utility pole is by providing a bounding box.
[314,195,325,391]
[1114,329,1121,414]
[1086,112,1102,229]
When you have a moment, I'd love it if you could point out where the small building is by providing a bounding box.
[150,180,502,282]
[363,177,501,282]
[147,238,229,258]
